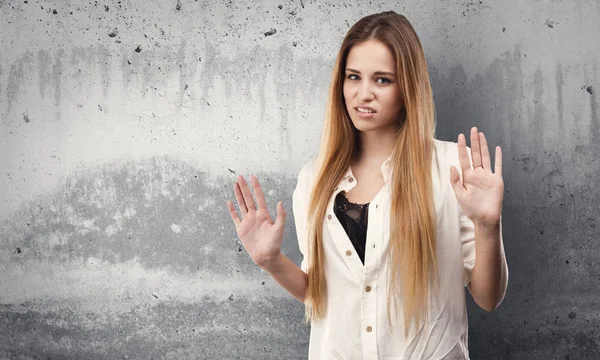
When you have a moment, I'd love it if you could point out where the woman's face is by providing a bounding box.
[343,39,404,133]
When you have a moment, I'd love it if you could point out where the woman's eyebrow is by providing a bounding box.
[345,68,396,77]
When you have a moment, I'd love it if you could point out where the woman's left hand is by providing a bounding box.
[449,127,504,228]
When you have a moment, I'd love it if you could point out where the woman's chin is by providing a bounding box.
[351,120,387,132]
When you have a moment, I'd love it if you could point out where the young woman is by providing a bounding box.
[227,11,508,359]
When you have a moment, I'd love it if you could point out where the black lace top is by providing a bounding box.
[334,190,369,265]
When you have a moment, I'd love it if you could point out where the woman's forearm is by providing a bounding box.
[261,252,308,304]
[469,223,508,311]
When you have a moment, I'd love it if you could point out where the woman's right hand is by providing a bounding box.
[226,174,287,269]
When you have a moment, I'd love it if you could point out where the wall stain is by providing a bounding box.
[37,50,51,98]
[432,44,600,359]
[52,48,63,115]
[3,41,332,158]
[0,298,308,358]
[0,155,308,356]
[0,64,3,109]
[1,155,301,274]
[6,52,33,116]
[556,62,564,133]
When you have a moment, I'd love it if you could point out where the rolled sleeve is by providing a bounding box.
[293,185,309,273]
[293,161,313,274]
[459,204,476,287]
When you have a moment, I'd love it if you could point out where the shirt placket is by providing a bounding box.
[361,185,384,360]
[325,174,363,278]
[324,168,388,360]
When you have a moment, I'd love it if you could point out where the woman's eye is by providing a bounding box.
[346,74,391,84]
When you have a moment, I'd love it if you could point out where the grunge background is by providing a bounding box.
[1,0,598,358]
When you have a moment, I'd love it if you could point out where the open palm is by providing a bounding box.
[226,175,286,268]
[450,128,504,227]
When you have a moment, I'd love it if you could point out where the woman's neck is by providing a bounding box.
[354,129,397,166]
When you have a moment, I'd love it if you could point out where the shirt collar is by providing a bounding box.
[341,153,394,184]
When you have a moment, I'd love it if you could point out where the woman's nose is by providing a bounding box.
[358,82,375,101]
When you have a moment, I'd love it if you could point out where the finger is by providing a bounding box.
[495,146,502,176]
[227,200,242,228]
[457,133,471,172]
[237,175,257,212]
[470,127,482,168]
[449,165,465,197]
[233,181,248,215]
[479,132,492,170]
[274,201,287,229]
[251,175,268,210]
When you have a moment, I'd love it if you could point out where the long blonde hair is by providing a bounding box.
[303,11,439,337]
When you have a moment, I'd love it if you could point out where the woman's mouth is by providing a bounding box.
[355,107,376,118]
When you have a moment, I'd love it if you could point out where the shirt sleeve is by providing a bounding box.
[293,161,313,274]
[459,203,476,287]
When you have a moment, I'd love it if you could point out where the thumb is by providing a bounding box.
[449,166,465,197]
[274,201,287,228]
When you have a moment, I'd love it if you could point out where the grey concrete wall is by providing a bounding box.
[0,0,598,359]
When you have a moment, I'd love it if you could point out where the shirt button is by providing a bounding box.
[348,177,354,183]
[327,214,332,220]
[345,250,352,256]
[366,326,372,332]
[375,204,378,208]
[365,285,371,292]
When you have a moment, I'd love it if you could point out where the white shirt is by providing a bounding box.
[292,138,499,360]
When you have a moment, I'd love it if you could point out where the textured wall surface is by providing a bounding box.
[1,0,598,359]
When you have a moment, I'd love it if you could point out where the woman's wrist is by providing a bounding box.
[258,252,285,273]
[473,220,501,234]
